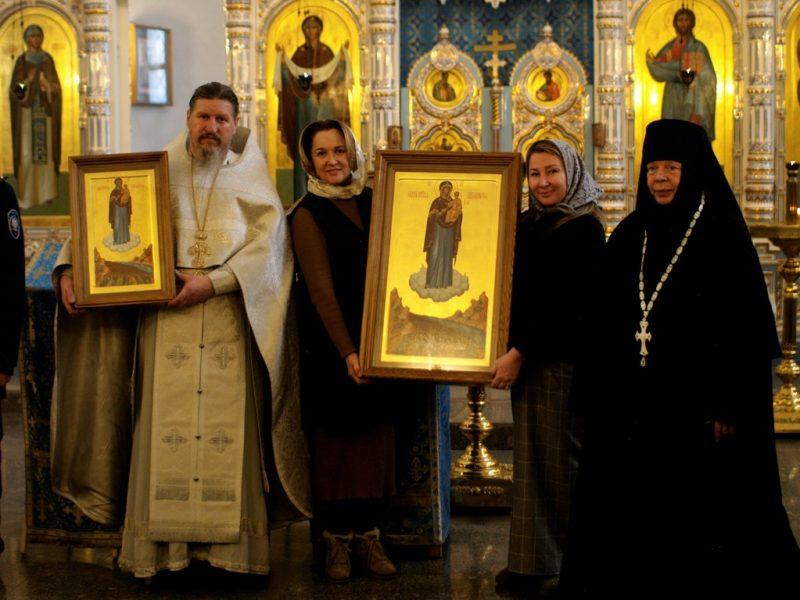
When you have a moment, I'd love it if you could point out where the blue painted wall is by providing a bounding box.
[400,0,594,87]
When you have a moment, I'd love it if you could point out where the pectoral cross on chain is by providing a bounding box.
[188,232,211,268]
[635,319,652,367]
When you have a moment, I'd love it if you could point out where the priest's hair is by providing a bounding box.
[189,81,239,118]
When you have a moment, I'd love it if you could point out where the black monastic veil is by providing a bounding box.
[561,119,800,596]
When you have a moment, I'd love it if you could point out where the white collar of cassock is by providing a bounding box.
[223,149,239,166]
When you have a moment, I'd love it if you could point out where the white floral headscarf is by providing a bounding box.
[298,121,367,199]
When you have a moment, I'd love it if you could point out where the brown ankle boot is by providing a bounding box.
[353,528,397,579]
[322,530,353,583]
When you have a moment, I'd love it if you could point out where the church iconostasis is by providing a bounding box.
[510,24,588,159]
[407,26,482,153]
[631,0,736,188]
[0,5,81,217]
[260,1,362,206]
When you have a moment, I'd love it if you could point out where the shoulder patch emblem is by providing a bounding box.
[7,209,21,240]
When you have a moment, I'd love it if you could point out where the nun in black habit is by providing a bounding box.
[560,119,800,597]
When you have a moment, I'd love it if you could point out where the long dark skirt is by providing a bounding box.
[313,423,395,502]
[306,377,405,504]
[507,362,583,576]
[307,379,427,538]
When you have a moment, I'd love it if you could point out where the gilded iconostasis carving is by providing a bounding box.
[407,25,482,153]
[510,24,588,158]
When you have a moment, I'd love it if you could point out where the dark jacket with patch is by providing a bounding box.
[0,179,25,389]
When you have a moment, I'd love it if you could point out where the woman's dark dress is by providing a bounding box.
[290,188,396,504]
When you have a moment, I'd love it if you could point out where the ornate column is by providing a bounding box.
[83,1,111,155]
[254,30,267,154]
[225,0,254,130]
[595,0,627,229]
[487,70,503,151]
[368,0,399,161]
[744,0,777,222]
[775,23,787,212]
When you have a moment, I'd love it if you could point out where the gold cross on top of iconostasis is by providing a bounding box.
[473,29,517,83]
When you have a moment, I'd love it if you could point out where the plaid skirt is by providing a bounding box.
[507,361,583,576]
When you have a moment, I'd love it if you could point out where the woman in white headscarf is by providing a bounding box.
[491,139,605,595]
[289,120,399,584]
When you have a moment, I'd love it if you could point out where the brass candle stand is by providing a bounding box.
[451,384,512,509]
[451,29,517,509]
[749,161,800,432]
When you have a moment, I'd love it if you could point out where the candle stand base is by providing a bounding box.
[450,384,513,510]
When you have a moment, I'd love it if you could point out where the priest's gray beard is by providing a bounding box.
[194,144,226,169]
[191,144,226,191]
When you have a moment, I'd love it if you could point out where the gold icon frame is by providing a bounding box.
[68,152,174,307]
[361,151,520,384]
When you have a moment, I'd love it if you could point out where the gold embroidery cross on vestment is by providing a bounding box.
[166,344,190,367]
[162,428,188,452]
[213,345,235,369]
[209,429,234,454]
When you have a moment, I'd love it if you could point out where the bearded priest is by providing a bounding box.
[51,82,311,577]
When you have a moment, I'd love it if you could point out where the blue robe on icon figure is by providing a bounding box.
[424,181,462,290]
[108,178,132,245]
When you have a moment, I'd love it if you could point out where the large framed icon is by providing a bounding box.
[68,151,175,307]
[361,151,520,384]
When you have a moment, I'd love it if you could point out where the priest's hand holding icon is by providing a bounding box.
[168,271,215,308]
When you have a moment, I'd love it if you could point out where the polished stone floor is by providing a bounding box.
[1,396,799,599]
